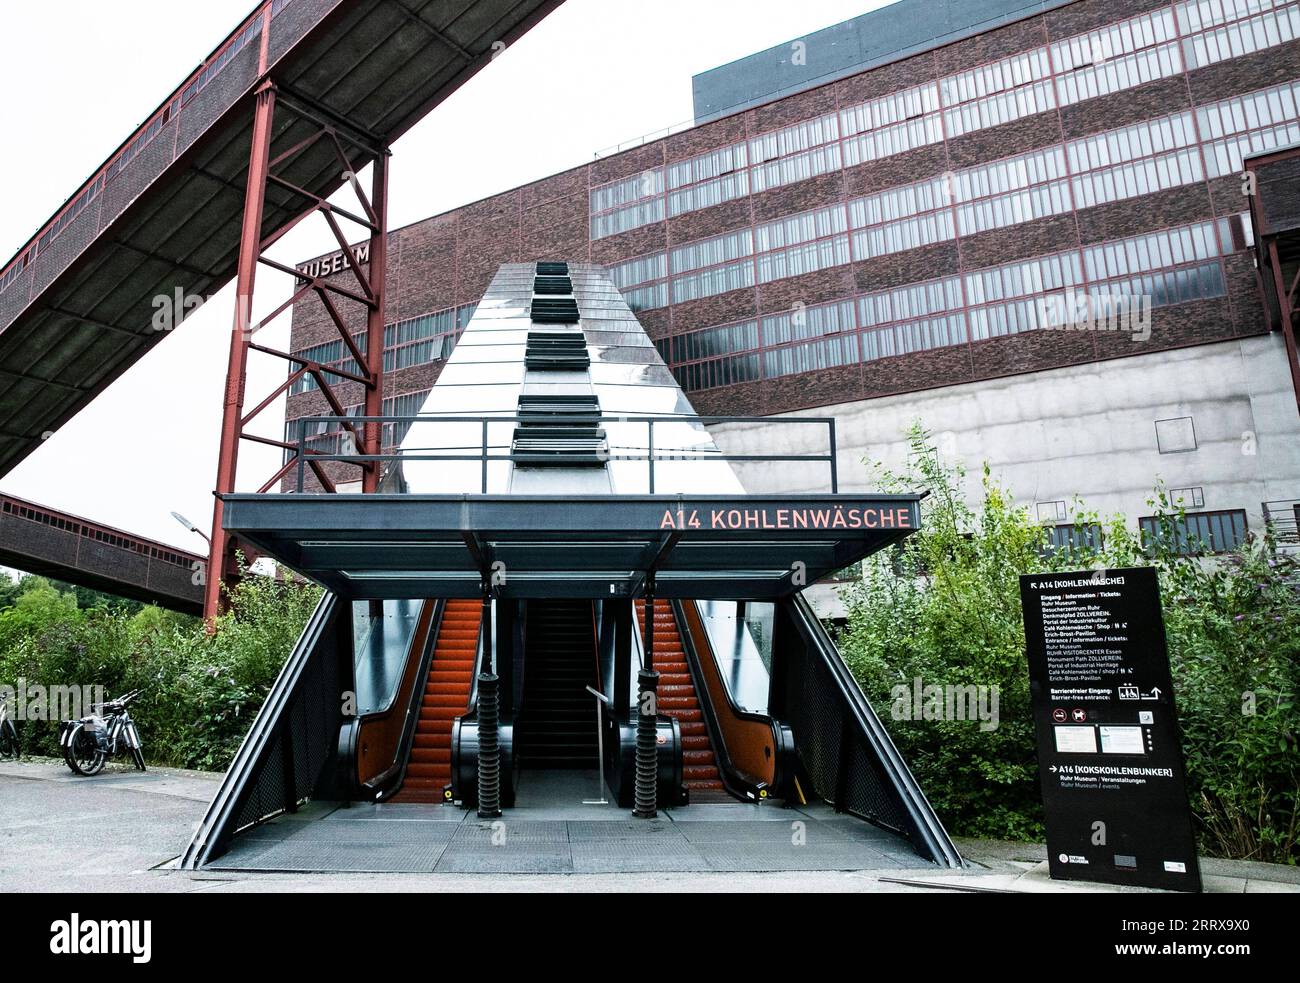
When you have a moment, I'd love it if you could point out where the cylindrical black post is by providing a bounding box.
[477,674,502,818]
[633,668,659,819]
[633,587,658,818]
[477,591,501,818]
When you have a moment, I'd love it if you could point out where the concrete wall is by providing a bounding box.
[710,333,1300,533]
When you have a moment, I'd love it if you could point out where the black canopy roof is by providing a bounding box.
[222,493,921,599]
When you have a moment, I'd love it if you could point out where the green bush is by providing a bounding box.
[838,423,1299,863]
[0,569,320,772]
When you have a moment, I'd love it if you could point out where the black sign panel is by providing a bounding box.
[1020,567,1201,892]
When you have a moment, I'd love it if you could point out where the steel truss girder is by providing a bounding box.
[204,78,389,622]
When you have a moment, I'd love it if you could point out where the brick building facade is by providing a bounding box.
[285,0,1300,550]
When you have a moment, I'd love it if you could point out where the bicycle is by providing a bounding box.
[60,690,146,776]
[0,694,17,759]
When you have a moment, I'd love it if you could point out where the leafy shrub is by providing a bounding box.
[838,423,1299,863]
[0,569,320,772]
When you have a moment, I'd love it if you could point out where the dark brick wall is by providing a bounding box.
[286,0,1280,427]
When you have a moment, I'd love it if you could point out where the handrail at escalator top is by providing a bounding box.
[462,599,491,717]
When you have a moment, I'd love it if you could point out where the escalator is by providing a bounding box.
[389,599,481,802]
[650,596,961,867]
[669,598,797,803]
[637,600,724,795]
[516,600,599,768]
[184,588,959,869]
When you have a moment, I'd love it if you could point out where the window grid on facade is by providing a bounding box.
[291,389,433,460]
[612,60,1294,312]
[288,303,474,396]
[1138,509,1249,554]
[1198,78,1300,177]
[661,217,1233,390]
[9,0,1294,300]
[580,0,1300,245]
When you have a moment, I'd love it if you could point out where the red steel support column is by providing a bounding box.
[205,82,277,623]
[362,150,389,493]
[1265,237,1300,417]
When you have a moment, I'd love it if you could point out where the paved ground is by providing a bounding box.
[2,759,1297,893]
[207,771,930,875]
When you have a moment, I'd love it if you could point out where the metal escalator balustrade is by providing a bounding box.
[671,598,798,802]
[390,598,481,803]
[181,592,349,869]
[773,594,963,867]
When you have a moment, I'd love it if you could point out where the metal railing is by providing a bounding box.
[593,117,695,159]
[1263,499,1300,547]
[290,413,840,495]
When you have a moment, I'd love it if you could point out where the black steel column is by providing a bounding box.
[613,599,632,719]
[633,577,658,818]
[476,585,501,819]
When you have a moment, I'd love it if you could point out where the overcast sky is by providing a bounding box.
[0,0,889,554]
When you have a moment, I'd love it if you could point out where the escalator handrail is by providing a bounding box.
[787,593,962,868]
[671,599,773,796]
[367,599,444,798]
[675,599,774,725]
[462,601,490,716]
[181,592,338,869]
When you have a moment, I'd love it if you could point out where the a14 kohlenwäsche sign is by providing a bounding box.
[1020,566,1201,892]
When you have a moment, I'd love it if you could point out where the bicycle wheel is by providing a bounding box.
[63,724,106,776]
[0,720,17,759]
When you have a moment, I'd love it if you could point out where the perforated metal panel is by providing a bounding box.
[195,594,348,861]
[780,619,913,836]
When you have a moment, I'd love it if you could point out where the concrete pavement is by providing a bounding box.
[2,759,1295,893]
